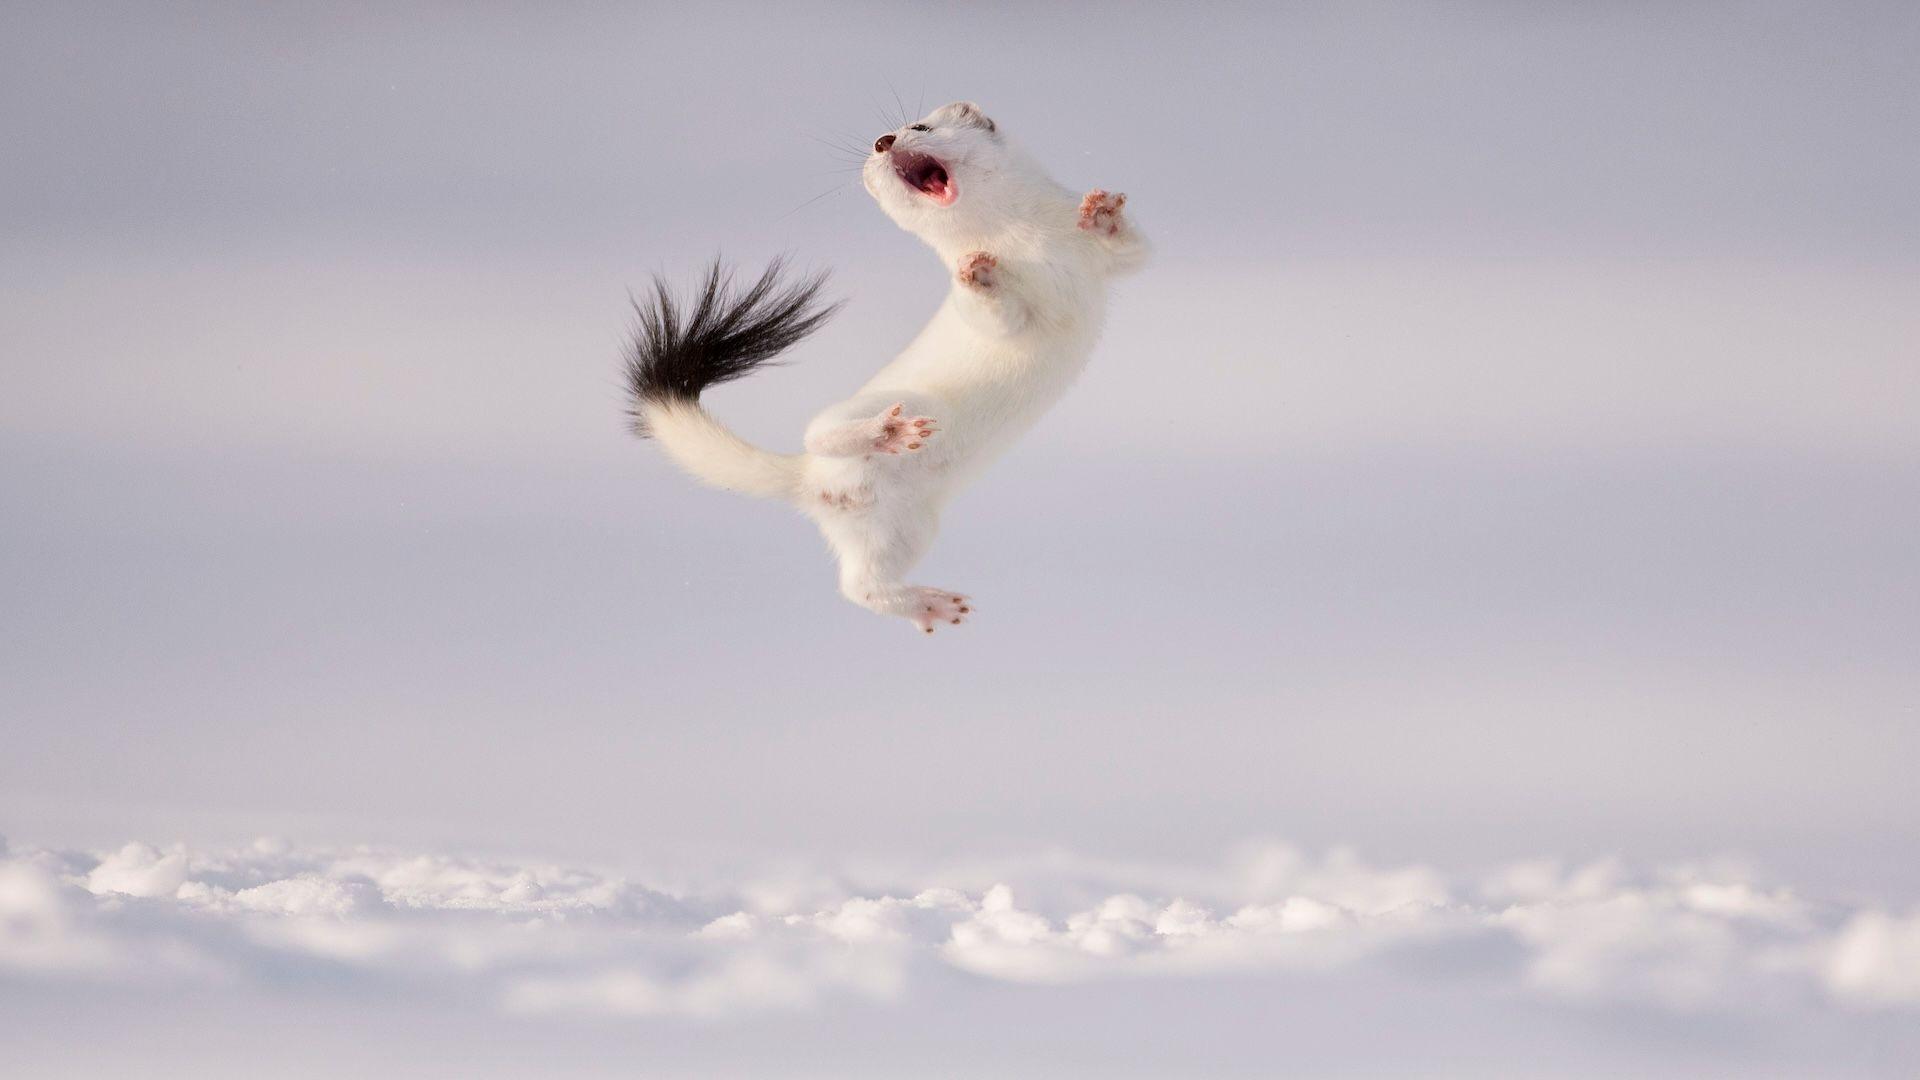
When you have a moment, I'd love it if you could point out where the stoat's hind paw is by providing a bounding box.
[871,402,938,455]
[815,486,874,511]
[956,251,998,290]
[907,587,973,634]
[1078,189,1127,237]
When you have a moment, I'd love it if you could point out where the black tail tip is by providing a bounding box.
[623,256,841,437]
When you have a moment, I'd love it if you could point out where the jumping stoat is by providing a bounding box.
[626,101,1146,633]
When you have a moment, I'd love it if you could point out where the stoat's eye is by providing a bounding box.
[908,123,930,132]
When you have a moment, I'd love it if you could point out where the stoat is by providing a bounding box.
[626,101,1147,633]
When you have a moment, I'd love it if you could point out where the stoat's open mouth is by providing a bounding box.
[892,151,956,205]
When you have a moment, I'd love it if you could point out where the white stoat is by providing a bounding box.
[627,100,1147,633]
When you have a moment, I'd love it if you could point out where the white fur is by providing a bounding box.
[642,101,1146,633]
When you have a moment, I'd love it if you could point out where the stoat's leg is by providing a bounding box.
[826,507,973,634]
[844,575,974,634]
[1078,189,1148,274]
[953,251,1029,335]
[804,402,938,458]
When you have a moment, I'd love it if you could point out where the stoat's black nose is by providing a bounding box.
[873,133,896,153]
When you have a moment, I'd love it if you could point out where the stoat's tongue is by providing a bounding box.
[894,152,956,206]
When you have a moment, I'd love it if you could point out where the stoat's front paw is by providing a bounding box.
[1078,189,1127,237]
[870,402,938,455]
[956,251,998,290]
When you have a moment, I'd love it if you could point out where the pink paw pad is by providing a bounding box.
[871,402,939,455]
[956,251,998,290]
[909,588,973,634]
[1078,189,1127,237]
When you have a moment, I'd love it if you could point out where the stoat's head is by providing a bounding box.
[862,101,1041,243]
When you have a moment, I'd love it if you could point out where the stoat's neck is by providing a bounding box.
[923,182,1081,264]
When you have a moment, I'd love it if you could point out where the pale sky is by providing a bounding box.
[3,3,1918,1076]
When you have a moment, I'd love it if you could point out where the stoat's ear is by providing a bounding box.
[936,101,996,134]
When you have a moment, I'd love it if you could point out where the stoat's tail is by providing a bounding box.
[624,258,839,502]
